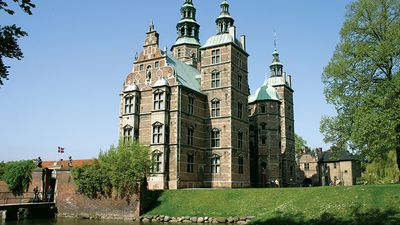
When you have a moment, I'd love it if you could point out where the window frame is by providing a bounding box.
[187,153,194,173]
[152,151,162,173]
[211,154,221,173]
[188,95,194,114]
[211,49,221,64]
[237,101,243,119]
[238,156,244,174]
[152,122,163,144]
[211,71,221,88]
[123,125,133,142]
[124,96,134,114]
[211,99,221,117]
[187,126,194,146]
[153,90,164,110]
[238,131,243,149]
[211,128,221,148]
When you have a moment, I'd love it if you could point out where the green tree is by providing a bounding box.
[2,160,35,195]
[295,133,308,154]
[73,140,152,198]
[0,161,5,179]
[321,0,400,169]
[0,0,35,86]
[363,150,400,184]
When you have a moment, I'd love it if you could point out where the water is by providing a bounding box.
[0,218,143,225]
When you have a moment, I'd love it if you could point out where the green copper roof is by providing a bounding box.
[201,33,243,49]
[166,54,202,92]
[249,80,280,103]
[174,37,200,46]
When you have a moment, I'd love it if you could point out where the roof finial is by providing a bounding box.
[149,19,155,32]
[273,30,277,50]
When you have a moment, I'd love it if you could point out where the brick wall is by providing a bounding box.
[54,170,138,220]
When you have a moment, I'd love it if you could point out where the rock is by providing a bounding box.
[191,217,198,222]
[233,217,239,222]
[178,217,183,222]
[170,220,179,223]
[184,216,190,220]
[151,219,158,222]
[197,217,204,223]
[227,217,234,223]
[239,217,247,221]
[237,221,247,225]
[216,217,227,223]
[142,218,151,223]
[183,219,192,223]
[164,216,171,222]
[144,215,153,220]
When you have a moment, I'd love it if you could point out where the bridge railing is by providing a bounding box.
[0,192,43,205]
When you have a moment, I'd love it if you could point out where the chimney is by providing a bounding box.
[229,26,236,38]
[287,75,292,88]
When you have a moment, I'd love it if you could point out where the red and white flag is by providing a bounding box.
[58,146,65,153]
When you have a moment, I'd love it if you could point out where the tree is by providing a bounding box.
[295,133,308,154]
[321,0,400,170]
[73,140,152,198]
[0,0,35,86]
[363,150,400,184]
[2,160,35,195]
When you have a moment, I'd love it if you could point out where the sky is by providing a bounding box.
[0,0,352,162]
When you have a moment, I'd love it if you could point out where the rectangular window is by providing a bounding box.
[304,163,310,171]
[188,96,194,114]
[124,97,133,114]
[211,49,220,64]
[238,157,244,174]
[238,102,243,119]
[187,154,194,173]
[123,127,132,142]
[261,137,266,145]
[140,64,144,71]
[152,152,162,173]
[238,74,242,90]
[187,127,194,146]
[153,92,164,110]
[155,61,160,68]
[261,105,266,113]
[238,132,243,149]
[211,100,221,117]
[211,72,221,88]
[333,163,337,169]
[152,124,163,144]
[135,97,140,113]
[211,155,221,173]
[211,130,220,148]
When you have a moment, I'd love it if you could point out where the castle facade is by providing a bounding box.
[119,0,296,189]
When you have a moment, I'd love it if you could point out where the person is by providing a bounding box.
[47,187,53,202]
[33,186,39,202]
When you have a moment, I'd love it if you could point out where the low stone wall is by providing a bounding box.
[136,215,254,224]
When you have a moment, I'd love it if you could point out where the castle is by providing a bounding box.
[119,0,296,189]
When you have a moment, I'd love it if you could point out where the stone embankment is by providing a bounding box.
[135,215,254,224]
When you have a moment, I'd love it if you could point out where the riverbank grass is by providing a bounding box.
[145,184,400,224]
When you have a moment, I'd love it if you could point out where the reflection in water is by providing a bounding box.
[0,218,143,225]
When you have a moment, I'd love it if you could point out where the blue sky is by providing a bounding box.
[0,0,352,161]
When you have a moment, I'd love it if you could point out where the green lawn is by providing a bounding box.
[144,184,400,224]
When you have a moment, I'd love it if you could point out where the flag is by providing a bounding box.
[58,146,65,153]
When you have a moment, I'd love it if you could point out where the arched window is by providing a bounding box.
[211,154,221,173]
[124,95,133,114]
[152,151,162,173]
[152,122,163,144]
[177,48,182,57]
[260,123,267,130]
[211,99,220,117]
[153,89,164,110]
[211,128,221,148]
[146,65,152,81]
[211,71,220,88]
[123,125,133,142]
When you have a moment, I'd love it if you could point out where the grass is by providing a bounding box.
[144,184,400,224]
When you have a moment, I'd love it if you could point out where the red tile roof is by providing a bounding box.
[41,159,96,169]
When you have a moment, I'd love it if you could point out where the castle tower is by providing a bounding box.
[199,0,250,188]
[171,0,201,68]
[267,47,296,186]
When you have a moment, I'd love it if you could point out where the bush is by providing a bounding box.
[363,150,400,184]
[72,140,151,198]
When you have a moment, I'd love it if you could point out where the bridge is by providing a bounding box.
[0,192,56,221]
